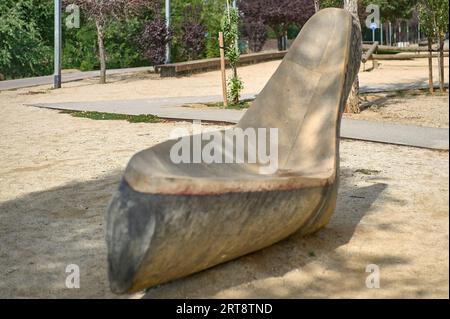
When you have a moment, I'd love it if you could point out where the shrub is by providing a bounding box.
[0,1,52,79]
[138,17,172,66]
[243,19,267,52]
[181,4,206,60]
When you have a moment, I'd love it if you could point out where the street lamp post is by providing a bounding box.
[165,0,171,64]
[54,0,62,89]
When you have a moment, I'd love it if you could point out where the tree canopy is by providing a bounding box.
[0,0,53,78]
[239,0,315,51]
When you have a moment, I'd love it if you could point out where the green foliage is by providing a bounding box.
[418,0,449,38]
[320,0,342,8]
[105,18,149,69]
[0,0,229,78]
[0,0,53,79]
[206,99,251,109]
[203,0,226,58]
[62,15,148,71]
[221,4,243,104]
[287,25,301,39]
[62,19,98,71]
[61,110,161,123]
[169,0,224,60]
[363,0,418,22]
[221,7,240,65]
[227,76,244,105]
[418,2,435,38]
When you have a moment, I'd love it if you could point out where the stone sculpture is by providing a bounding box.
[106,8,362,294]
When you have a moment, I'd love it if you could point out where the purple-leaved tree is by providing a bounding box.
[138,16,172,66]
[243,18,267,52]
[181,4,206,61]
[239,0,315,51]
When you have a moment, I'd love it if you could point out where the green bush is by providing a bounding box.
[62,16,148,71]
[0,0,228,78]
[103,18,148,69]
[0,0,53,79]
[62,19,98,71]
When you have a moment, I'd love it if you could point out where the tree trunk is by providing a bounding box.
[406,21,409,44]
[389,21,392,46]
[95,21,107,84]
[393,21,397,44]
[427,37,434,94]
[438,33,445,92]
[314,0,320,12]
[344,0,360,114]
[277,36,283,51]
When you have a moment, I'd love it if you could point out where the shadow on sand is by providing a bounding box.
[0,168,405,298]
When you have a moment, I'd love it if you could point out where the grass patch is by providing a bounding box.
[308,251,316,257]
[361,88,446,99]
[60,110,161,123]
[375,49,401,55]
[207,99,253,110]
[388,88,440,98]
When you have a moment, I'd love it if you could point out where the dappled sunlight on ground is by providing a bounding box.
[1,54,449,298]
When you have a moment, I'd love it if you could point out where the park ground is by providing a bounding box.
[0,58,448,298]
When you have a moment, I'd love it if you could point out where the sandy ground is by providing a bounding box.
[15,57,448,106]
[0,81,448,298]
[13,57,448,129]
[346,92,450,128]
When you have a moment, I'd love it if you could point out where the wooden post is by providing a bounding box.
[219,32,228,107]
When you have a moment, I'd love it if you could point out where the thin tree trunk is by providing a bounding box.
[314,0,320,12]
[427,37,434,94]
[277,36,282,51]
[389,21,392,46]
[95,21,107,84]
[393,21,397,44]
[438,33,445,92]
[344,0,360,114]
[232,66,239,104]
[406,21,409,44]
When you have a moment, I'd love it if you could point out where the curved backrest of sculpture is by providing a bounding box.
[238,8,361,178]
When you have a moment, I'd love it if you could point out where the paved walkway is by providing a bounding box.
[0,67,154,91]
[30,94,449,151]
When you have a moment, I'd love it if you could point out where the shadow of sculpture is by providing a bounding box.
[0,167,403,299]
[0,172,122,298]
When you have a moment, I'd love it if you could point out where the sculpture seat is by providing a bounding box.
[107,8,362,294]
[124,135,332,196]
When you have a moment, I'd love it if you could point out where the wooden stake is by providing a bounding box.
[219,32,228,107]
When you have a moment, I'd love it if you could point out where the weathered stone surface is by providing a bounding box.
[106,8,362,294]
